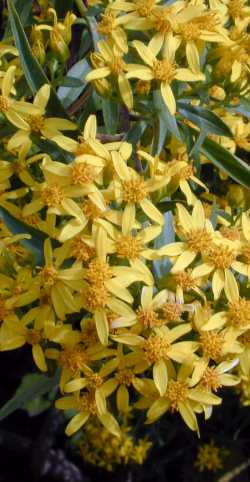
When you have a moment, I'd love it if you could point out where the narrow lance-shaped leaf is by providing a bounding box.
[7,0,78,125]
[177,102,233,137]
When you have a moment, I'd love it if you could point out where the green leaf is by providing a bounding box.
[32,135,74,164]
[85,16,100,50]
[55,0,74,17]
[226,97,250,119]
[125,120,147,144]
[178,102,232,137]
[153,211,175,279]
[4,0,32,37]
[60,77,85,88]
[102,98,119,135]
[153,90,181,150]
[0,205,46,265]
[7,0,76,122]
[0,372,59,422]
[57,59,91,109]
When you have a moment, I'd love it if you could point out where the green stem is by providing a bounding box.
[74,0,87,16]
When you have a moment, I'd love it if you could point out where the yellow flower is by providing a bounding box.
[233,212,250,279]
[55,391,121,437]
[8,84,76,151]
[195,440,225,472]
[86,40,133,109]
[126,38,204,114]
[97,9,128,53]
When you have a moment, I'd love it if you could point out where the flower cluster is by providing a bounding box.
[0,0,249,452]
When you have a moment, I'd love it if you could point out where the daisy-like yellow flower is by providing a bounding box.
[55,391,121,437]
[8,84,76,151]
[159,202,214,273]
[97,8,128,53]
[0,66,41,127]
[126,38,204,114]
[190,358,240,391]
[112,323,198,396]
[144,363,221,431]
[86,40,133,109]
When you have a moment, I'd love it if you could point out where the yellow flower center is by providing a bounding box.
[205,244,236,269]
[82,199,103,220]
[59,346,89,374]
[186,229,213,253]
[88,373,103,389]
[152,59,176,83]
[199,331,224,360]
[228,297,250,327]
[41,183,64,207]
[72,236,96,262]
[85,285,109,311]
[41,266,58,287]
[115,368,134,386]
[97,14,116,35]
[76,140,95,156]
[143,334,170,363]
[78,391,97,415]
[26,329,42,345]
[136,306,161,328]
[109,57,126,75]
[173,270,195,291]
[239,330,250,347]
[28,115,45,133]
[116,235,143,260]
[180,165,194,180]
[228,0,246,18]
[152,7,173,34]
[71,162,95,185]
[178,22,201,41]
[161,302,182,322]
[86,259,113,285]
[201,367,221,392]
[123,178,147,203]
[135,0,156,17]
[0,95,11,112]
[195,441,223,472]
[166,379,188,412]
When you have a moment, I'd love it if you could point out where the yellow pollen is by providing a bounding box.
[26,329,42,346]
[200,331,224,360]
[41,184,64,207]
[115,368,134,386]
[59,346,89,374]
[78,391,97,415]
[123,178,147,203]
[71,163,95,185]
[85,285,109,311]
[109,57,126,75]
[135,0,156,17]
[152,59,176,83]
[195,441,223,472]
[228,297,250,327]
[166,379,188,412]
[72,236,96,262]
[180,165,194,180]
[116,235,143,260]
[205,244,236,269]
[136,306,161,328]
[152,7,173,34]
[161,302,182,322]
[88,373,103,389]
[178,22,201,41]
[41,266,58,287]
[143,334,170,363]
[201,367,221,392]
[28,115,45,133]
[0,95,11,112]
[186,229,212,253]
[82,199,103,220]
[97,14,116,35]
[86,259,113,285]
[228,0,246,18]
[173,270,195,291]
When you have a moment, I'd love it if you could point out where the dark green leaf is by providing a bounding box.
[4,0,32,37]
[102,98,119,135]
[7,0,77,123]
[0,372,59,422]
[178,102,232,137]
[60,76,85,88]
[55,0,73,17]
[0,205,46,265]
[57,59,91,109]
[125,121,147,144]
[153,90,181,149]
